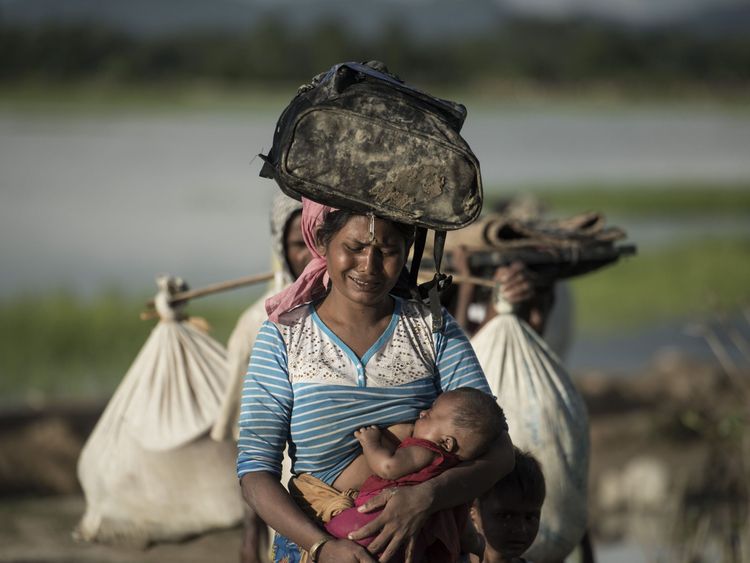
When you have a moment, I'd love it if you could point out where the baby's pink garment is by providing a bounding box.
[325,437,467,563]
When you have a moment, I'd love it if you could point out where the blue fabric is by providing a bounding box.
[237,300,490,484]
[272,533,302,563]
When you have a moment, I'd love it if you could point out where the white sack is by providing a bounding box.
[76,277,244,546]
[472,300,589,562]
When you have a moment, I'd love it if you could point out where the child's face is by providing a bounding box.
[412,394,461,449]
[474,485,542,559]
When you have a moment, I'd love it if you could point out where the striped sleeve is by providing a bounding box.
[434,309,491,395]
[236,320,292,479]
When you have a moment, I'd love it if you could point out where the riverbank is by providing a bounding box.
[3,81,750,115]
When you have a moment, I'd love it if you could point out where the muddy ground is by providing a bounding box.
[1,354,747,562]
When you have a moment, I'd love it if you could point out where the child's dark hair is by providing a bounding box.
[488,447,546,505]
[446,387,508,453]
[316,209,415,249]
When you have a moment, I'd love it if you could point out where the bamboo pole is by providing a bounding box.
[141,270,497,320]
[141,271,274,320]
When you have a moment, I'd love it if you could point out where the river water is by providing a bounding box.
[2,104,749,299]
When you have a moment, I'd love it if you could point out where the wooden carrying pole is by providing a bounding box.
[141,271,274,320]
[141,270,497,320]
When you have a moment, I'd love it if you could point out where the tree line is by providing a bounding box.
[1,17,748,89]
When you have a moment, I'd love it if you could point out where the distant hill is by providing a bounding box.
[0,0,508,39]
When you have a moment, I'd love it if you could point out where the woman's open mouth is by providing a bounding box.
[349,276,382,291]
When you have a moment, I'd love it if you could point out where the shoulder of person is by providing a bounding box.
[397,297,449,328]
[274,301,315,329]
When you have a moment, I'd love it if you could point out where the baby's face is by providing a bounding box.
[412,394,461,447]
[475,485,542,559]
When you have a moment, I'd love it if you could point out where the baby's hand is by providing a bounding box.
[354,425,381,446]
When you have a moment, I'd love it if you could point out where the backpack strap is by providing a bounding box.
[428,230,451,332]
[409,227,427,293]
[412,230,451,332]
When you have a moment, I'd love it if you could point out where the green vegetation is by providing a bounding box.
[0,81,292,114]
[1,17,749,98]
[3,81,750,115]
[1,238,747,400]
[0,290,255,403]
[571,237,750,332]
[487,184,750,217]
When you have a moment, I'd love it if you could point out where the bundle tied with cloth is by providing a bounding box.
[75,275,244,547]
[440,209,634,281]
[451,212,635,561]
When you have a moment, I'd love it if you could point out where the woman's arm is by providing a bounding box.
[241,472,376,563]
[347,431,514,560]
[420,430,514,511]
[237,322,376,562]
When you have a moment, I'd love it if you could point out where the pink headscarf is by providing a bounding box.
[265,197,337,322]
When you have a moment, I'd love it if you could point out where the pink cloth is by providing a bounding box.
[265,198,337,322]
[325,438,466,563]
[355,437,460,506]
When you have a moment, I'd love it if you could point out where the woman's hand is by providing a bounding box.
[493,261,554,335]
[348,485,434,562]
[319,538,378,562]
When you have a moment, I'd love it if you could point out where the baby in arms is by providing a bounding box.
[326,387,507,562]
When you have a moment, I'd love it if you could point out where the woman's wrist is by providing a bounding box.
[415,479,439,514]
[308,534,333,562]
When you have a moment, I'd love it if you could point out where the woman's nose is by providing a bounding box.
[360,246,382,273]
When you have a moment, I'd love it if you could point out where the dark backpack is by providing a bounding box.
[259,61,484,329]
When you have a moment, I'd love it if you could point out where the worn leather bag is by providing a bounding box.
[259,61,482,232]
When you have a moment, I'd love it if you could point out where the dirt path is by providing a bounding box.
[1,357,746,562]
[0,495,243,563]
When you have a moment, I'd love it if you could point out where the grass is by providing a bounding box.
[1,238,748,401]
[0,81,294,115]
[3,80,750,115]
[0,290,257,404]
[485,183,750,218]
[571,237,750,332]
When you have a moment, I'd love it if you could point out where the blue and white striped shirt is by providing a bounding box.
[237,297,490,485]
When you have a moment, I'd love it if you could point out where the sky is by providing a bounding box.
[3,0,748,30]
[500,0,747,22]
